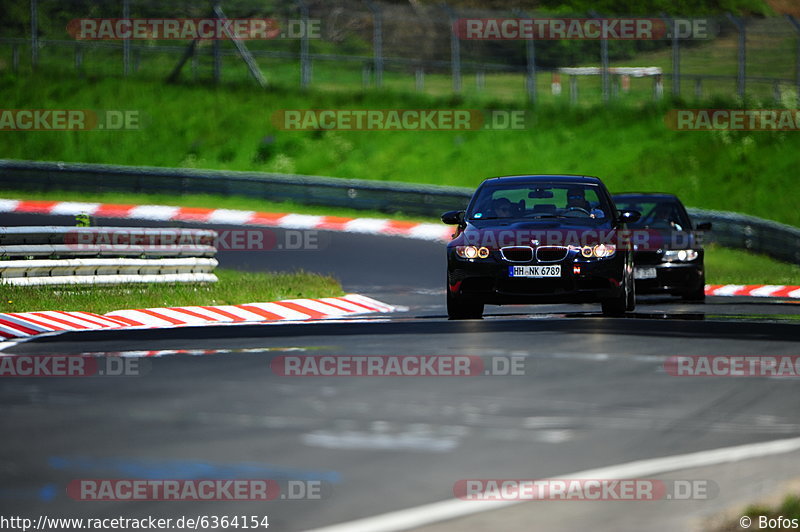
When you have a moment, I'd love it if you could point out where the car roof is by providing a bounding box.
[613,192,680,201]
[481,174,603,186]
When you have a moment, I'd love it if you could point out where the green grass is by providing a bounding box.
[716,494,800,531]
[705,244,800,285]
[1,74,799,228]
[0,269,344,314]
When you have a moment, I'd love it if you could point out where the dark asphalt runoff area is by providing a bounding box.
[1,212,799,531]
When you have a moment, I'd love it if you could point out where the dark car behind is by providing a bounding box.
[612,193,709,301]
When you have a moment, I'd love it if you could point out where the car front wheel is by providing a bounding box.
[601,292,627,316]
[447,286,484,320]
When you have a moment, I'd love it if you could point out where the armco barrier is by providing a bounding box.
[0,159,472,217]
[0,226,218,286]
[0,159,797,264]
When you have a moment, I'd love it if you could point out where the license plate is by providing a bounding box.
[634,267,657,280]
[508,265,561,278]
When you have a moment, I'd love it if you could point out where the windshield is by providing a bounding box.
[468,183,610,221]
[615,199,689,231]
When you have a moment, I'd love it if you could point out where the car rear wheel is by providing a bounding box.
[447,288,484,320]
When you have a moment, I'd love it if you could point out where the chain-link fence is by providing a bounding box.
[2,0,799,105]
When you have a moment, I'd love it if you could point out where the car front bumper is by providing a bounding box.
[633,262,704,295]
[447,252,626,305]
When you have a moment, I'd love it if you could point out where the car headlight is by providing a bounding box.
[663,249,699,262]
[456,246,490,259]
[577,245,616,258]
[593,244,616,258]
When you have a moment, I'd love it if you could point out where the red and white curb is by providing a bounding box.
[0,294,398,341]
[705,285,800,298]
[0,199,453,242]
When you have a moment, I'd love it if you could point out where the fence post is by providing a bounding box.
[787,15,800,106]
[212,1,222,83]
[516,9,536,104]
[694,77,702,99]
[298,0,311,88]
[122,0,131,76]
[415,68,424,91]
[590,12,609,103]
[443,4,461,94]
[601,38,609,102]
[366,1,383,88]
[30,0,38,70]
[665,15,680,97]
[12,44,19,72]
[727,13,746,99]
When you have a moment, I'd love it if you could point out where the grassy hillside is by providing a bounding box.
[1,73,798,227]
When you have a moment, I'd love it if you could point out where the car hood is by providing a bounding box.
[452,219,617,248]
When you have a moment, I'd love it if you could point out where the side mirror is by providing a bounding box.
[618,209,641,224]
[441,210,465,225]
[695,222,712,231]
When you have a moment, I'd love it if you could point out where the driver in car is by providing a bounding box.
[492,198,514,218]
[645,203,683,230]
[565,188,604,218]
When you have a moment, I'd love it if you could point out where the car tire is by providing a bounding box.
[625,273,636,312]
[447,288,484,320]
[602,285,628,316]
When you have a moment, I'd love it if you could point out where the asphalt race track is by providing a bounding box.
[1,212,799,531]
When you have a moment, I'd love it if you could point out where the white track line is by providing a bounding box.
[307,435,800,532]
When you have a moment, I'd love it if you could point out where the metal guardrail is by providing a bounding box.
[0,225,219,285]
[0,159,473,216]
[687,208,800,264]
[0,159,797,265]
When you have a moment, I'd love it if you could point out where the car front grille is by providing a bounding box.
[633,251,662,265]
[500,246,534,262]
[535,246,569,262]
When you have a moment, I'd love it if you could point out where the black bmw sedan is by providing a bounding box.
[612,193,710,301]
[441,175,641,319]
